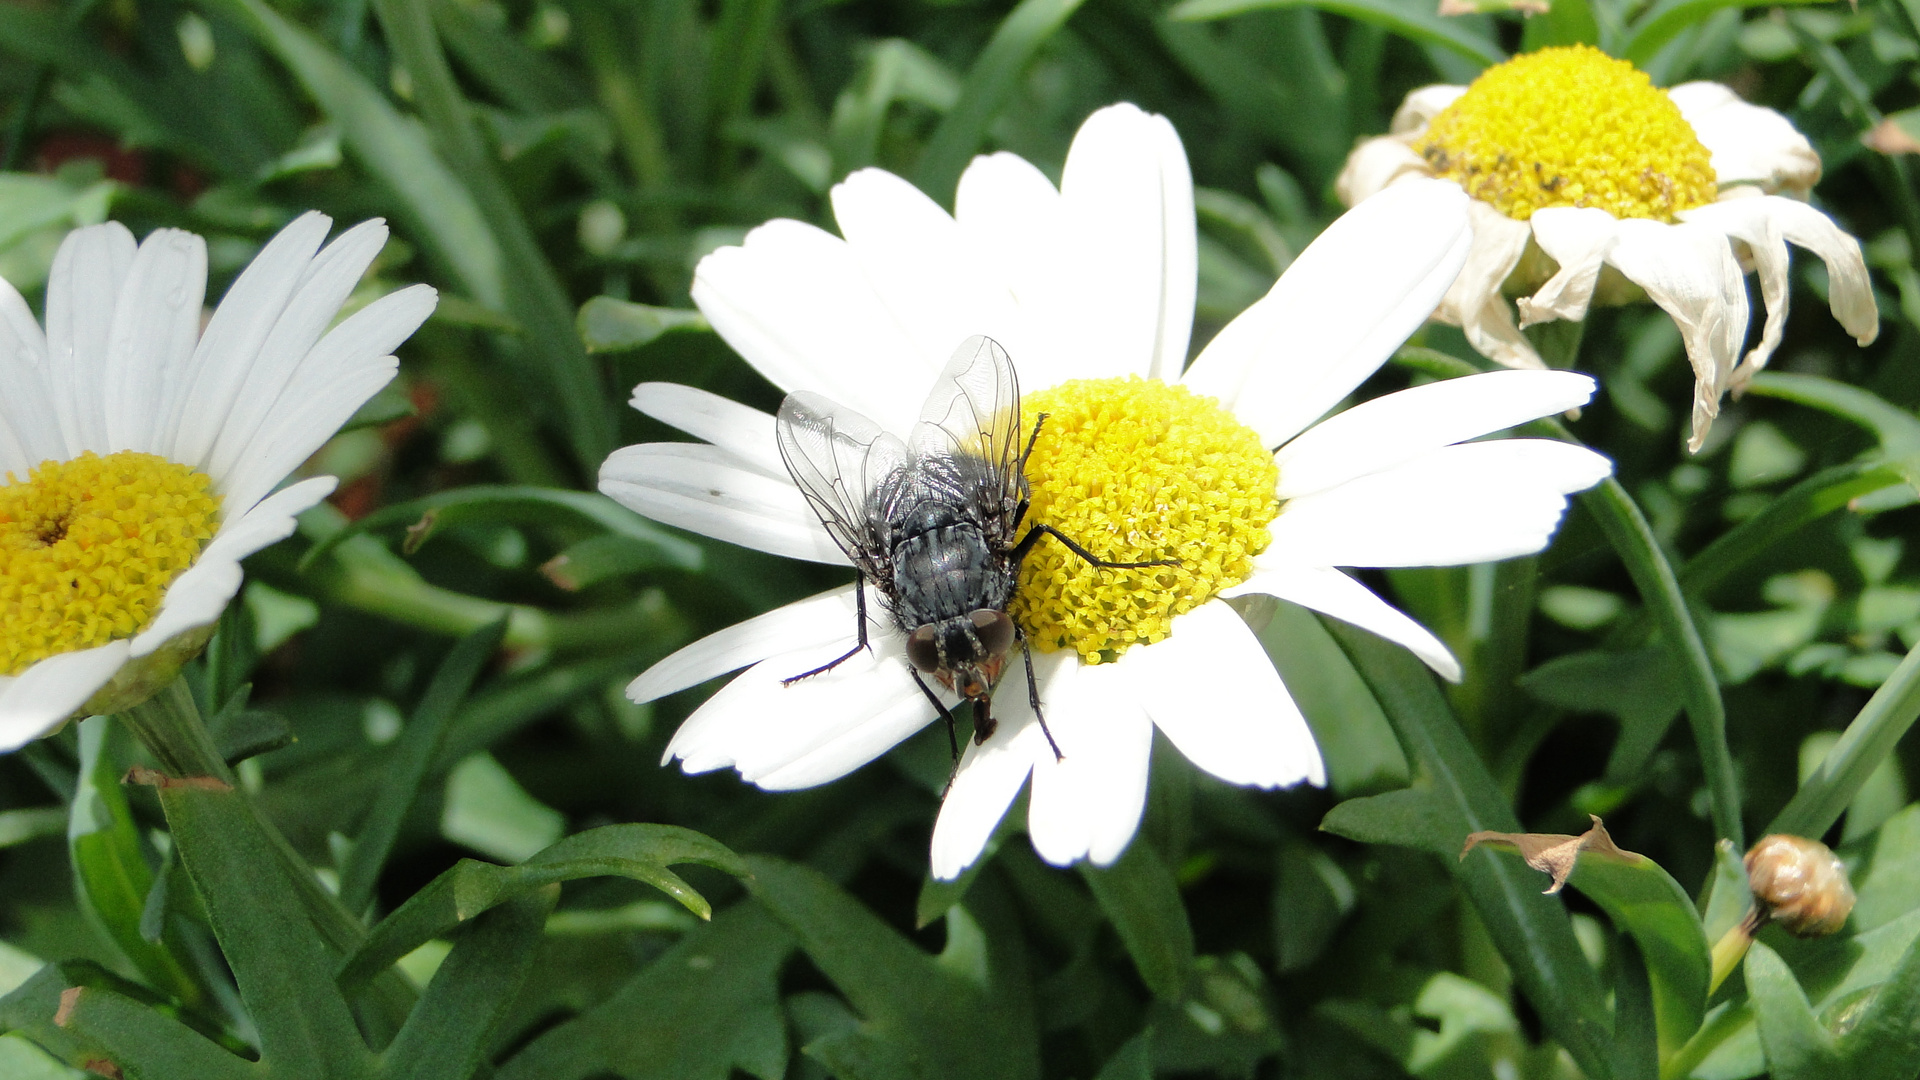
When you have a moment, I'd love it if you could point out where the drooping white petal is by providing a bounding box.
[169,212,333,467]
[1266,439,1612,567]
[44,221,136,455]
[1122,601,1325,788]
[1183,178,1473,446]
[1679,194,1879,391]
[1334,136,1433,207]
[627,584,864,704]
[599,442,844,564]
[103,229,206,455]
[0,642,130,753]
[1438,200,1541,370]
[1603,219,1747,452]
[1025,656,1155,867]
[692,219,931,432]
[1668,82,1821,196]
[131,477,338,657]
[1391,85,1466,134]
[0,274,58,471]
[931,701,1047,880]
[629,383,787,479]
[1516,207,1621,327]
[1224,564,1461,682]
[1275,369,1598,499]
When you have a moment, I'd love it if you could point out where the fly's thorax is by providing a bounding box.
[889,522,1015,630]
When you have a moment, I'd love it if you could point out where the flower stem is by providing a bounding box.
[1707,907,1761,994]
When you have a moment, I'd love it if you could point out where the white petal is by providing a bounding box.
[1516,207,1621,327]
[1391,85,1466,134]
[1275,369,1598,499]
[131,477,337,657]
[44,221,136,454]
[1025,655,1155,867]
[0,642,130,753]
[103,228,206,455]
[1679,195,1879,390]
[629,383,786,479]
[598,442,844,564]
[1603,220,1747,452]
[1266,439,1613,567]
[626,584,863,703]
[930,701,1046,880]
[0,274,58,471]
[1122,601,1324,788]
[1669,82,1821,196]
[170,212,333,467]
[954,153,1074,378]
[691,219,930,432]
[1438,200,1541,369]
[1224,564,1461,682]
[1334,136,1433,208]
[1183,178,1473,446]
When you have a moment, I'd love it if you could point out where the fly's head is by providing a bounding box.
[908,608,1016,704]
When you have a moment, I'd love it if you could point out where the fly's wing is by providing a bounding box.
[775,391,906,585]
[909,335,1022,528]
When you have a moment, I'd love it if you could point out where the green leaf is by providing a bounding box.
[339,618,509,915]
[1520,648,1683,781]
[1769,643,1920,841]
[1079,837,1195,1002]
[1169,0,1504,67]
[1564,841,1710,1056]
[1621,0,1824,67]
[1851,804,1920,933]
[1095,1031,1153,1080]
[576,297,710,354]
[339,824,746,989]
[1612,936,1660,1080]
[1746,941,1842,1078]
[1838,924,1920,1077]
[541,533,695,591]
[1318,618,1615,1080]
[1744,373,1920,460]
[379,887,559,1080]
[493,904,791,1080]
[912,0,1090,203]
[746,855,1042,1080]
[1680,460,1911,600]
[439,752,566,863]
[0,963,254,1080]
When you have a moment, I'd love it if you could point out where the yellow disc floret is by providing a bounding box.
[0,451,220,675]
[1013,377,1276,664]
[1415,44,1716,221]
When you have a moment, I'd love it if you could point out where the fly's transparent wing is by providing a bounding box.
[775,391,906,583]
[910,335,1022,520]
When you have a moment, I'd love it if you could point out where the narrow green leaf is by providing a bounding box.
[379,887,558,1080]
[1079,837,1195,1002]
[1745,941,1842,1078]
[913,0,1089,203]
[1680,459,1910,600]
[1744,373,1920,459]
[493,904,791,1080]
[577,297,710,354]
[1698,839,1752,941]
[1611,936,1660,1080]
[1566,841,1710,1056]
[1169,0,1504,67]
[339,618,509,915]
[340,824,746,988]
[1095,1031,1153,1080]
[0,808,64,849]
[0,964,254,1080]
[1770,644,1920,841]
[1838,924,1920,1077]
[707,0,782,176]
[1622,0,1823,67]
[1520,648,1682,781]
[1319,619,1615,1080]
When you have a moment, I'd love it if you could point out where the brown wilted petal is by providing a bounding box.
[1461,814,1627,895]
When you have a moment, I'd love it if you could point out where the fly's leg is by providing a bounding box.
[782,578,873,685]
[910,668,965,794]
[1021,634,1064,761]
[1009,523,1179,571]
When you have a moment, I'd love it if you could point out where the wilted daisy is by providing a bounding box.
[0,213,435,751]
[1338,44,1879,451]
[602,104,1611,879]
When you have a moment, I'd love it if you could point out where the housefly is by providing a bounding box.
[775,335,1171,768]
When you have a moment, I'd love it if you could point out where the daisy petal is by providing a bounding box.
[1275,369,1598,498]
[44,221,136,455]
[1668,83,1821,196]
[629,383,786,479]
[1440,201,1540,369]
[1516,207,1621,327]
[1224,564,1461,681]
[0,642,130,753]
[1391,84,1466,133]
[1679,194,1879,390]
[1124,601,1325,788]
[1604,219,1747,452]
[1183,178,1474,446]
[1266,439,1612,567]
[1334,136,1432,207]
[627,585,862,704]
[1026,655,1155,867]
[0,275,57,471]
[931,705,1045,880]
[103,229,206,455]
[599,442,844,564]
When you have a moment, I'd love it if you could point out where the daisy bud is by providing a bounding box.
[1744,834,1854,937]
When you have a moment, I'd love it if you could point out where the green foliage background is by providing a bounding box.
[4,0,1920,1075]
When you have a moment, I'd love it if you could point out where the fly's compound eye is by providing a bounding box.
[969,609,1016,659]
[907,625,941,672]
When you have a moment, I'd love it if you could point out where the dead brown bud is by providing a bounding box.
[1745,834,1855,937]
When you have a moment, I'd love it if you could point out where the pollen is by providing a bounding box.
[1013,377,1276,664]
[1414,44,1716,221]
[0,451,220,675]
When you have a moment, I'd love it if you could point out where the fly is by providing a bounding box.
[775,335,1172,771]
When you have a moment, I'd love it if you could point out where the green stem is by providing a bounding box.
[1768,638,1920,839]
[1707,910,1758,995]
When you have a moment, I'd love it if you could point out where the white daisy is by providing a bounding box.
[0,212,435,751]
[1337,44,1879,452]
[600,104,1612,879]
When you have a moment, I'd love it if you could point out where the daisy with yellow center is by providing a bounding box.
[1339,45,1879,451]
[0,213,435,751]
[601,105,1611,879]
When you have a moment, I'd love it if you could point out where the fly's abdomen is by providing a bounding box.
[891,526,1006,626]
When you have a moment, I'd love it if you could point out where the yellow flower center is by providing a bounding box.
[1415,44,1716,221]
[0,451,221,675]
[1013,377,1276,664]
